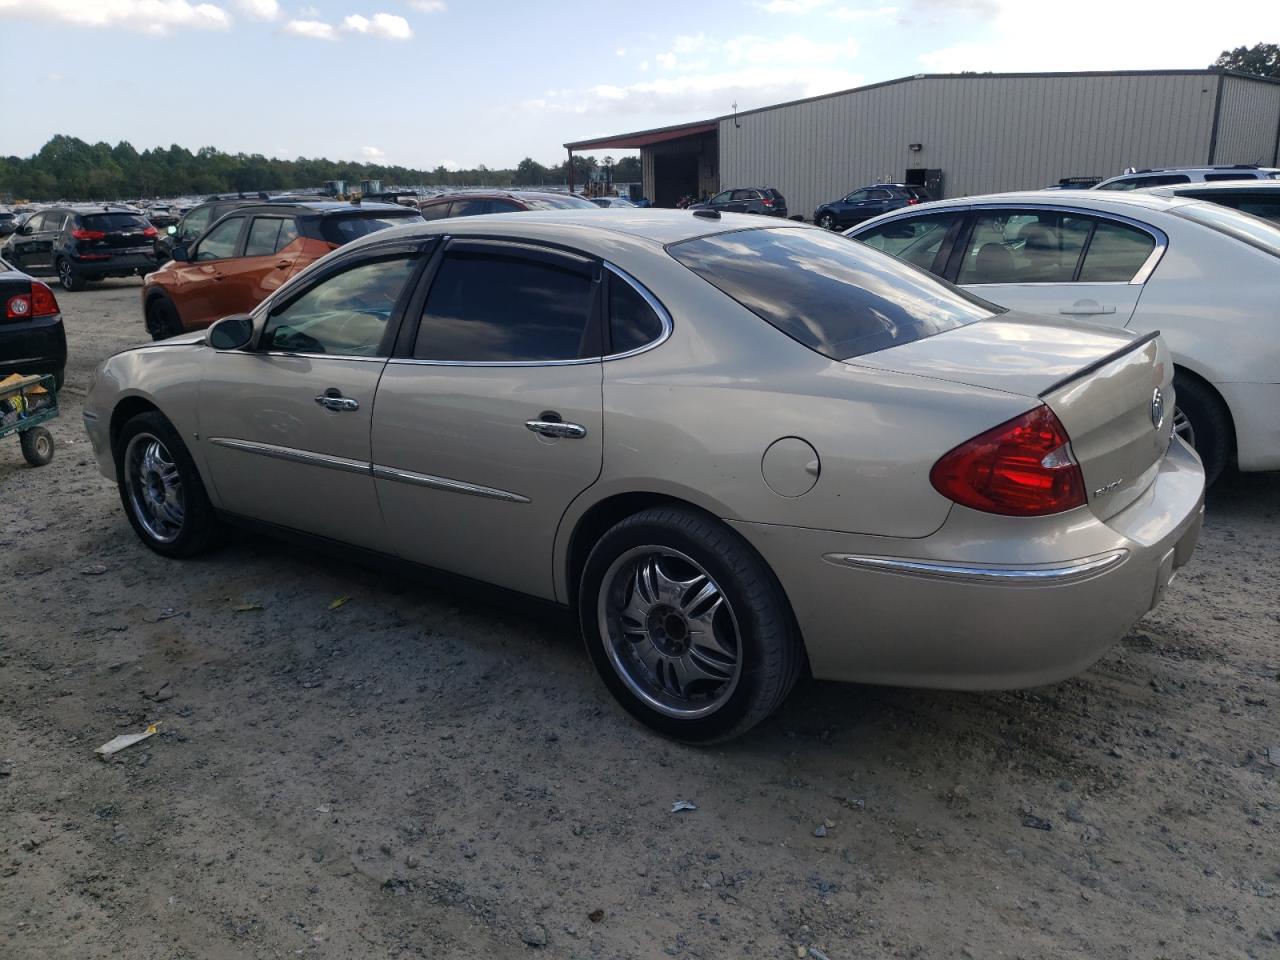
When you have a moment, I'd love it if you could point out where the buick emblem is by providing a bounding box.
[1151,387,1165,430]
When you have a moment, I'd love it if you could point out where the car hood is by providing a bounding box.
[848,312,1143,399]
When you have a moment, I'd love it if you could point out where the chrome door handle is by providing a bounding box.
[315,393,359,412]
[1059,302,1116,316]
[525,419,586,439]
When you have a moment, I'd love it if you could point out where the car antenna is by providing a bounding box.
[692,208,720,219]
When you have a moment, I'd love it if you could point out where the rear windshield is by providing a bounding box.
[669,227,995,360]
[1174,201,1280,259]
[82,213,149,232]
[320,210,424,245]
[519,194,598,210]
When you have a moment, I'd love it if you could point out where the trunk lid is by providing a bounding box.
[852,313,1175,520]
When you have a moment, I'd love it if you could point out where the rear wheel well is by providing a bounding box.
[1173,364,1235,456]
[109,396,162,456]
[566,493,680,604]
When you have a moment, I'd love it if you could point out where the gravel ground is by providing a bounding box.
[1,278,1278,960]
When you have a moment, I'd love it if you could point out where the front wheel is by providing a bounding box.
[145,296,183,341]
[579,506,803,743]
[115,411,218,557]
[56,258,85,292]
[816,213,836,230]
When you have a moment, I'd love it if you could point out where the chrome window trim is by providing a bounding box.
[208,438,371,476]
[371,465,529,503]
[390,258,672,369]
[823,550,1127,585]
[857,203,1168,286]
[254,351,387,363]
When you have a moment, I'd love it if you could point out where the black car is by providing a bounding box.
[813,183,931,230]
[0,204,158,292]
[0,259,67,387]
[689,187,788,217]
[154,197,260,264]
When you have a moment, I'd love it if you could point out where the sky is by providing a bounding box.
[2,0,1278,169]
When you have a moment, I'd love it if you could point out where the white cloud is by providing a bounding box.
[0,0,231,34]
[298,3,318,12]
[234,0,278,19]
[407,0,446,10]
[915,0,1278,72]
[639,60,649,71]
[283,17,334,38]
[615,47,626,57]
[47,72,63,81]
[342,12,412,39]
[655,51,677,70]
[755,0,829,11]
[362,146,385,158]
[830,4,899,20]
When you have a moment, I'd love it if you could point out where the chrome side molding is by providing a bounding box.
[371,465,530,504]
[208,437,371,476]
[823,550,1127,585]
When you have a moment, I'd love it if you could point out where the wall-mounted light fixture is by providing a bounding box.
[908,143,923,152]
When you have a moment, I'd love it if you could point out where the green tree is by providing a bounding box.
[514,157,549,185]
[1212,43,1280,78]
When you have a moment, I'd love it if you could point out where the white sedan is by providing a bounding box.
[848,191,1280,483]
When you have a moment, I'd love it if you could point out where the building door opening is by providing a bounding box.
[654,153,699,208]
[906,168,945,200]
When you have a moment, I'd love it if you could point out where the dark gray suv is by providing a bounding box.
[813,184,931,230]
[689,187,788,218]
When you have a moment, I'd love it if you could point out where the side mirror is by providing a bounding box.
[19,224,33,236]
[171,243,190,262]
[206,313,254,351]
[166,225,177,236]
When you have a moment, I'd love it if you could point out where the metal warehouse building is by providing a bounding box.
[565,69,1280,216]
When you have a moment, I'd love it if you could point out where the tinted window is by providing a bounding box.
[81,213,148,232]
[488,199,523,213]
[180,206,212,241]
[856,213,955,272]
[866,189,892,200]
[609,274,664,354]
[418,202,450,221]
[319,211,422,245]
[1203,172,1258,182]
[1229,198,1280,225]
[518,194,598,210]
[245,218,285,257]
[1100,174,1192,191]
[415,250,596,362]
[1078,221,1156,281]
[670,227,993,361]
[195,217,244,261]
[26,213,47,231]
[710,191,733,205]
[263,256,416,356]
[447,198,489,218]
[845,190,869,202]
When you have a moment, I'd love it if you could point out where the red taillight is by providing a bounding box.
[760,198,774,207]
[143,225,158,237]
[930,405,1086,517]
[30,282,59,317]
[72,228,105,241]
[5,294,30,319]
[907,198,920,205]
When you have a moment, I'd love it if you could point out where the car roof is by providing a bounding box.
[348,207,816,250]
[224,200,414,217]
[873,189,1197,215]
[1141,180,1280,195]
[421,190,585,203]
[1103,164,1279,175]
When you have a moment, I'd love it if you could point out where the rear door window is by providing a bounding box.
[956,211,1092,284]
[1077,221,1157,281]
[855,213,958,273]
[245,217,286,257]
[418,202,451,221]
[669,227,992,361]
[195,216,245,261]
[446,198,489,218]
[414,243,598,362]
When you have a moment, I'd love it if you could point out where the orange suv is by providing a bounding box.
[142,200,423,340]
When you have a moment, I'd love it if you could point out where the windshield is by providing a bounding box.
[519,194,598,210]
[669,227,996,360]
[320,211,424,245]
[1174,200,1280,259]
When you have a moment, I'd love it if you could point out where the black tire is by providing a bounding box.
[19,426,54,466]
[816,213,836,230]
[145,296,183,341]
[114,411,218,558]
[56,258,85,292]
[1173,371,1231,486]
[579,505,803,743]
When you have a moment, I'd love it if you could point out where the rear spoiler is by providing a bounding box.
[1038,329,1160,398]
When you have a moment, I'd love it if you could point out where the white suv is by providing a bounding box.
[1094,165,1280,191]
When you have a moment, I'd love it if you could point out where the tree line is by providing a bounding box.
[0,135,643,201]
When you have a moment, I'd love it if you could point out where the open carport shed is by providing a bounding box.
[566,69,1280,217]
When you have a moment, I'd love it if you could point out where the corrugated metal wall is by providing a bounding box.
[717,72,1265,219]
[1214,75,1280,166]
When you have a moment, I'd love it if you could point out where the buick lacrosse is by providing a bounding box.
[83,210,1204,741]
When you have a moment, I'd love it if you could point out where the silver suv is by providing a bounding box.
[1093,164,1280,191]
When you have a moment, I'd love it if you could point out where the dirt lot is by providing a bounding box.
[1,278,1278,960]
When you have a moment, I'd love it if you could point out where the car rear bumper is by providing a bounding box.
[0,316,67,380]
[729,435,1205,689]
[73,252,156,276]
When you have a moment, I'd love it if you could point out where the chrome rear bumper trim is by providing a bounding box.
[823,550,1127,585]
[371,465,530,504]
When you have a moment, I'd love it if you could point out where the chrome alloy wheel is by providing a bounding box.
[1172,405,1195,448]
[124,433,185,543]
[597,546,743,719]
